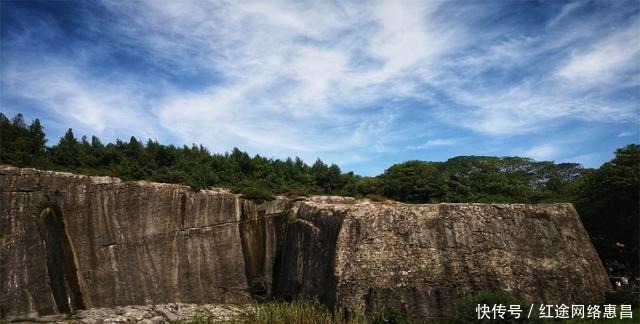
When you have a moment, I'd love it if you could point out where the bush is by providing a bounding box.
[235,186,275,204]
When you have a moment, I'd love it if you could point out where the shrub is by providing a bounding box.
[236,186,275,204]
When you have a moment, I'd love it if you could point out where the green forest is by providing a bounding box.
[1,113,638,271]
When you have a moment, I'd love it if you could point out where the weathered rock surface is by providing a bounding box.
[0,166,286,320]
[276,198,610,321]
[9,303,243,323]
[1,167,610,322]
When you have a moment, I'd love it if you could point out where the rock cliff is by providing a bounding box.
[276,198,610,321]
[0,166,287,320]
[1,166,610,321]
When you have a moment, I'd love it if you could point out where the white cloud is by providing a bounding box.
[522,144,559,161]
[617,131,636,138]
[426,10,640,136]
[408,138,458,149]
[98,0,468,159]
[556,20,640,85]
[1,59,159,140]
[439,81,637,136]
[2,0,638,171]
[547,1,583,27]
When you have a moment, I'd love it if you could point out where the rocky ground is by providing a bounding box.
[7,304,243,323]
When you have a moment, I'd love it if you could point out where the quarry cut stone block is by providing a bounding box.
[0,166,286,320]
[277,198,610,321]
[1,167,610,322]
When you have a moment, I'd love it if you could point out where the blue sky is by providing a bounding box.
[1,0,638,175]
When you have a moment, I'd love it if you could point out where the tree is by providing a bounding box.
[50,129,82,167]
[12,113,25,128]
[381,161,445,203]
[353,177,383,197]
[27,119,47,157]
[575,144,639,269]
[0,114,48,166]
[326,164,344,193]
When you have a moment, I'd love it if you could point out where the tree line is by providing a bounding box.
[1,113,638,269]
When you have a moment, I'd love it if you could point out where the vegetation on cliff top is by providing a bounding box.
[0,113,601,202]
[1,113,638,270]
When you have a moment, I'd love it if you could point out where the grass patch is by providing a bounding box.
[174,296,639,324]
[172,300,402,324]
[235,300,359,324]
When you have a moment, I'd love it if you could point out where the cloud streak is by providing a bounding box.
[408,138,458,150]
[1,0,638,173]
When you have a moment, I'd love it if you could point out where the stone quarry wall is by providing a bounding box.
[1,166,610,321]
[0,166,287,320]
[276,198,611,321]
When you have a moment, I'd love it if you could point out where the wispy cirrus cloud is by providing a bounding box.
[556,19,640,86]
[98,0,468,160]
[1,58,160,141]
[522,143,560,161]
[618,131,636,138]
[1,0,638,174]
[408,138,458,150]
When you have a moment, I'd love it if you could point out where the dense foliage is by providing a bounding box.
[0,113,589,203]
[0,113,355,198]
[573,145,640,267]
[1,113,638,270]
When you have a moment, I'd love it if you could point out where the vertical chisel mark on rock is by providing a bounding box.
[275,206,346,309]
[37,206,85,314]
[180,192,187,229]
[239,200,268,298]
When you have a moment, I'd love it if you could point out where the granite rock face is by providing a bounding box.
[276,198,610,321]
[0,166,286,320]
[10,303,243,324]
[1,167,610,322]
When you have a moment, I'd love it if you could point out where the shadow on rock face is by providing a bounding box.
[37,205,85,314]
